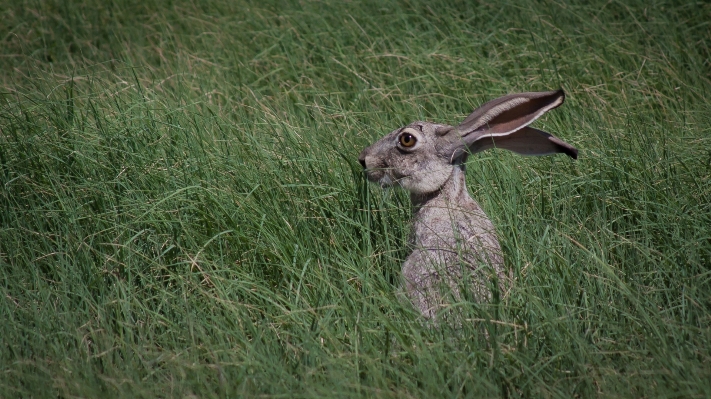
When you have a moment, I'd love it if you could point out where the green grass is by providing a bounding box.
[1,0,710,397]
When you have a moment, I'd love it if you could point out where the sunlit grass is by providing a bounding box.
[1,0,710,397]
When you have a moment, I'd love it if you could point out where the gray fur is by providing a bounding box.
[358,90,577,320]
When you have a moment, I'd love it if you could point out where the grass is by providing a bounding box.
[1,0,710,397]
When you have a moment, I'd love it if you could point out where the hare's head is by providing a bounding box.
[357,121,459,194]
[358,90,577,195]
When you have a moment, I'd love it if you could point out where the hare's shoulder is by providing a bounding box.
[412,198,495,237]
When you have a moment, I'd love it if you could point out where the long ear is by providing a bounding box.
[470,127,578,159]
[458,90,576,159]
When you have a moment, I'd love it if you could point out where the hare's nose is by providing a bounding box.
[359,157,366,169]
[358,152,367,169]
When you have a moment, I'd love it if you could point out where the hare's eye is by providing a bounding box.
[398,133,417,148]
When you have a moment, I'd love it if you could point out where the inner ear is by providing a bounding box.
[459,90,565,137]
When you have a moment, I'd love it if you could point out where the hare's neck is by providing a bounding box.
[410,166,475,213]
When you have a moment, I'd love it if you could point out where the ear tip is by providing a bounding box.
[556,88,566,103]
[547,134,578,159]
[565,146,578,159]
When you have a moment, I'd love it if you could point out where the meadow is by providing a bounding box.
[1,0,710,397]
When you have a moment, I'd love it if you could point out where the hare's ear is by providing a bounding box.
[458,90,577,159]
[470,127,578,159]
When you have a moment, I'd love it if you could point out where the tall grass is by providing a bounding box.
[1,0,710,397]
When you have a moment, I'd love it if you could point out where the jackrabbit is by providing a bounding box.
[358,90,577,320]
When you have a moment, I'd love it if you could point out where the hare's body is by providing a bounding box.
[359,90,577,320]
[404,165,504,318]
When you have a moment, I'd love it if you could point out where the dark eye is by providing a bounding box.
[398,133,417,147]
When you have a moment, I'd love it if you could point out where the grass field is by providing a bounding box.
[1,0,710,397]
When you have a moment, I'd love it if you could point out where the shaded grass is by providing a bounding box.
[1,0,710,397]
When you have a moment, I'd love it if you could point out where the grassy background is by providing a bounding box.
[1,0,710,397]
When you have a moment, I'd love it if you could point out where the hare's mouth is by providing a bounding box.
[364,171,386,185]
[378,174,394,188]
[366,171,409,190]
[364,168,398,188]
